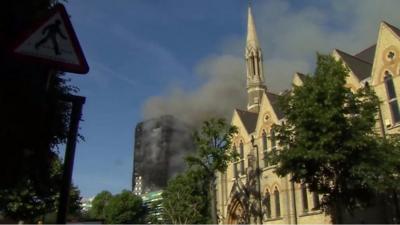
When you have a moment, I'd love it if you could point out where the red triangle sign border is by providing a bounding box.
[11,4,89,74]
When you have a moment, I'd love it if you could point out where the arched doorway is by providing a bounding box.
[227,198,246,224]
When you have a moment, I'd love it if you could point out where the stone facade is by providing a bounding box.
[215,6,400,224]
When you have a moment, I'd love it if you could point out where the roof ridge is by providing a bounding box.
[354,44,376,56]
[295,72,306,76]
[235,108,257,114]
[335,49,372,65]
[383,21,400,32]
[265,91,280,96]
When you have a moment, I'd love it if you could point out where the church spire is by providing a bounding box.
[246,5,260,50]
[245,4,266,113]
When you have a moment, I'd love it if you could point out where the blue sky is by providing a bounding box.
[63,0,400,198]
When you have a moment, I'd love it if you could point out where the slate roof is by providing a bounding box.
[235,109,258,134]
[354,45,376,64]
[295,72,307,81]
[335,49,372,81]
[266,91,285,120]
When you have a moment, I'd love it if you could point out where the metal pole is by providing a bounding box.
[291,177,298,224]
[251,136,263,224]
[56,95,85,224]
[255,145,263,224]
[378,102,387,138]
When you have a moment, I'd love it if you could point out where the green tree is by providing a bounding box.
[65,185,83,220]
[271,54,383,223]
[42,183,83,223]
[355,134,400,222]
[0,157,82,223]
[162,169,210,224]
[186,118,238,224]
[103,190,145,224]
[89,190,112,220]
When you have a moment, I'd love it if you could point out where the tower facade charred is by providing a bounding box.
[132,115,194,195]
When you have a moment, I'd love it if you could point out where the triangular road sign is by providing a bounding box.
[12,4,89,74]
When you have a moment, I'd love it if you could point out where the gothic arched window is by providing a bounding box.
[262,130,268,150]
[274,187,281,218]
[248,53,255,77]
[263,190,272,219]
[233,145,238,178]
[270,128,276,148]
[384,71,400,124]
[239,141,245,175]
[301,184,309,212]
[312,192,320,210]
[252,56,256,76]
[262,130,268,167]
[270,128,277,165]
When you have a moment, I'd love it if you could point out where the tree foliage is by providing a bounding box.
[187,118,238,175]
[89,190,145,224]
[161,118,237,224]
[0,157,82,223]
[103,190,145,224]
[162,169,211,224]
[65,185,83,220]
[185,118,238,223]
[372,135,400,191]
[89,190,112,220]
[271,54,385,222]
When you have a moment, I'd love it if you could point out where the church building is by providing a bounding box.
[215,5,400,224]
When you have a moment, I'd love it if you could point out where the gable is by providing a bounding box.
[266,92,285,120]
[292,72,307,87]
[371,21,400,85]
[254,91,285,136]
[384,21,400,39]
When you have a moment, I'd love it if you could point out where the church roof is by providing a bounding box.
[383,21,400,38]
[335,49,372,81]
[265,92,285,120]
[295,72,307,81]
[235,109,258,134]
[354,45,376,64]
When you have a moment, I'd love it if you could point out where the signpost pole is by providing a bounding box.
[46,69,56,91]
[56,94,85,224]
[11,4,89,223]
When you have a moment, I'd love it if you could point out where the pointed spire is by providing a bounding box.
[244,2,266,113]
[246,5,260,49]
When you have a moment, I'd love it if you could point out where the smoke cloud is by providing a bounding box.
[142,55,246,127]
[141,0,400,127]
